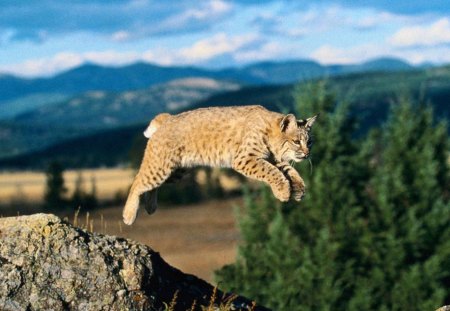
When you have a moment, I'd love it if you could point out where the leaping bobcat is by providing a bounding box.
[123,105,317,225]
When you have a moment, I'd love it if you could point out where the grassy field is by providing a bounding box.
[0,168,134,205]
[64,198,242,283]
[0,167,242,205]
[0,168,242,283]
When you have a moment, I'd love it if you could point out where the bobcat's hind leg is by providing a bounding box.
[143,189,158,215]
[123,167,172,225]
[276,162,305,201]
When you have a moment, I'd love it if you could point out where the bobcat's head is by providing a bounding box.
[274,113,317,163]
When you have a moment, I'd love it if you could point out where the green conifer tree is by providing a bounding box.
[71,171,85,209]
[216,82,367,310]
[216,86,450,310]
[71,173,98,210]
[43,161,67,210]
[353,98,450,310]
[84,175,99,210]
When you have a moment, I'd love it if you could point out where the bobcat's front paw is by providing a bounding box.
[291,179,306,201]
[283,168,305,201]
[272,180,291,202]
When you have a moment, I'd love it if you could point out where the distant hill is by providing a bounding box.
[0,124,143,169]
[349,57,412,72]
[0,93,69,119]
[0,57,415,106]
[2,65,449,170]
[0,62,254,105]
[239,60,326,84]
[0,78,240,158]
[194,66,450,131]
[13,78,240,130]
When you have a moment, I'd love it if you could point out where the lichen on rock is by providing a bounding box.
[0,214,270,311]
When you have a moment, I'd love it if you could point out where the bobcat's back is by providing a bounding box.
[148,105,277,168]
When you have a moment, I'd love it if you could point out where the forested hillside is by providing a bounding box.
[216,83,450,311]
[1,65,449,169]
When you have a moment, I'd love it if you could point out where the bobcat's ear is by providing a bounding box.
[306,114,318,129]
[280,114,297,133]
[298,114,318,130]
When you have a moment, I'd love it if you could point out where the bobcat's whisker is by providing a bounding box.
[308,158,313,175]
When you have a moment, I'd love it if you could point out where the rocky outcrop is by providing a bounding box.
[0,214,270,311]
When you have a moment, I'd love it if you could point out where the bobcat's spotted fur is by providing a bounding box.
[123,105,317,225]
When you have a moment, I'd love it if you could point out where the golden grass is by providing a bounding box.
[162,285,249,311]
[0,168,244,283]
[66,197,242,283]
[0,168,134,204]
[0,167,245,206]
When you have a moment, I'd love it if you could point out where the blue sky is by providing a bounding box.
[1,0,450,77]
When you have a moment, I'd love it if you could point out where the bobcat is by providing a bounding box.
[123,105,317,225]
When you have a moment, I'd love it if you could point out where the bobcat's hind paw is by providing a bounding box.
[123,209,137,225]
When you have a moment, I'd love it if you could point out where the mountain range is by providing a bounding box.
[1,63,449,169]
[0,78,240,158]
[0,57,413,108]
[1,56,448,169]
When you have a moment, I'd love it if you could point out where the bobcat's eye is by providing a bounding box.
[293,140,301,145]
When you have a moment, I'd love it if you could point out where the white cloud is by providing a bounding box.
[193,0,232,19]
[0,52,83,77]
[284,5,383,34]
[140,33,262,66]
[234,42,288,63]
[311,42,450,65]
[178,33,259,62]
[83,51,141,65]
[0,50,143,77]
[312,45,366,64]
[269,4,418,42]
[141,49,178,66]
[390,18,450,47]
[0,1,235,43]
[311,43,392,64]
[0,33,260,77]
[353,11,403,30]
[396,46,450,64]
[160,0,232,33]
[111,30,131,42]
[311,45,356,64]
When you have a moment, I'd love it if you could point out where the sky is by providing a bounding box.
[1,0,450,77]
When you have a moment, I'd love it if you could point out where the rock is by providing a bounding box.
[0,214,270,311]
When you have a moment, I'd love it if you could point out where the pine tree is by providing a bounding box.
[84,175,99,210]
[71,171,85,209]
[353,98,450,310]
[216,85,450,310]
[216,82,368,310]
[71,172,98,210]
[43,161,67,211]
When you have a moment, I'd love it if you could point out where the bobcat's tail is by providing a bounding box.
[143,113,171,138]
